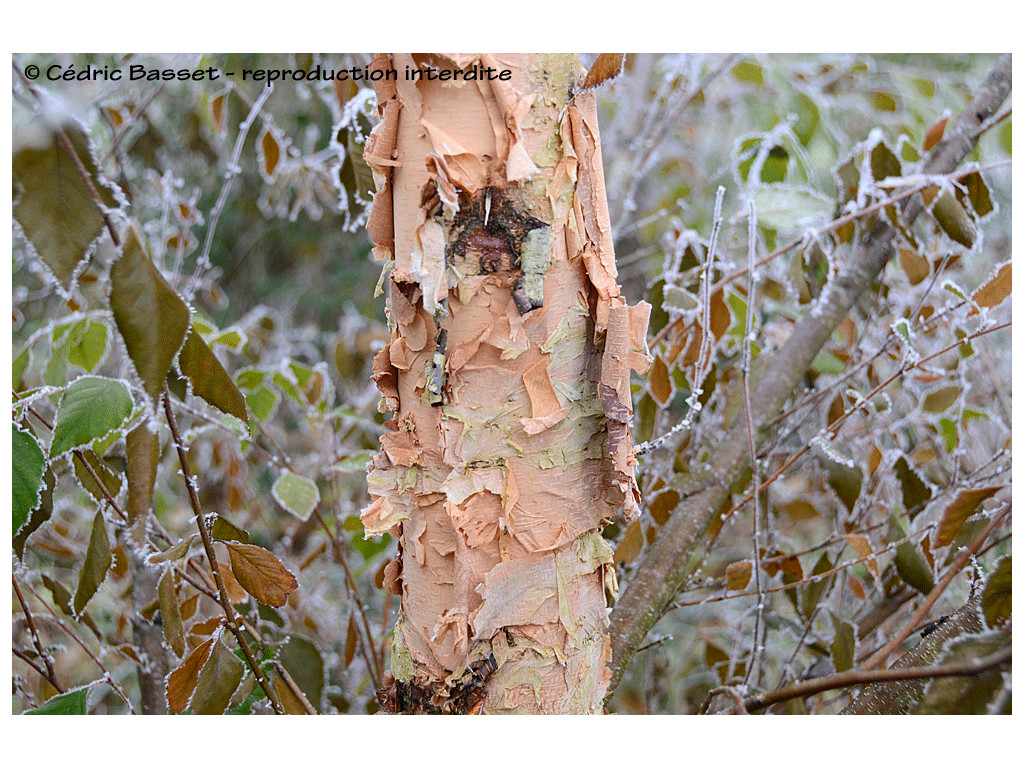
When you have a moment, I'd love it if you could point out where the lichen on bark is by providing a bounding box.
[361,53,650,714]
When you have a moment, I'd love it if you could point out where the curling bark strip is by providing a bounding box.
[360,53,650,713]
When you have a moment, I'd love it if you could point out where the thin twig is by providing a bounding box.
[12,574,64,692]
[12,647,62,691]
[741,199,765,689]
[188,83,274,299]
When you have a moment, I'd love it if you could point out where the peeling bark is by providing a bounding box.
[361,53,650,714]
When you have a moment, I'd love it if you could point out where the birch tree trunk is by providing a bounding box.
[360,53,650,714]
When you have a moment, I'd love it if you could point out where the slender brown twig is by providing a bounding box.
[12,574,64,692]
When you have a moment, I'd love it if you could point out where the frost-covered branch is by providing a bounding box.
[735,642,1011,715]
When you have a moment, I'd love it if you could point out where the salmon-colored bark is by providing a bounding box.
[361,53,650,714]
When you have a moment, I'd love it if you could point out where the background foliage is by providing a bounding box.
[11,53,1011,714]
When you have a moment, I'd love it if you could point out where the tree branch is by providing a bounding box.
[607,53,1012,698]
[740,643,1010,714]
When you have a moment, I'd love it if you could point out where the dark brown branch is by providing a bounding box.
[607,54,1012,698]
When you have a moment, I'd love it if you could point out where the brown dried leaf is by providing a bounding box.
[582,54,625,91]
[147,534,197,564]
[923,116,947,151]
[274,671,309,715]
[210,91,227,135]
[344,612,358,668]
[165,636,213,714]
[259,127,281,179]
[898,247,930,285]
[936,486,1001,547]
[613,520,643,565]
[970,261,1011,312]
[648,354,672,406]
[848,574,866,600]
[843,534,878,576]
[726,561,752,591]
[216,558,249,604]
[225,542,298,607]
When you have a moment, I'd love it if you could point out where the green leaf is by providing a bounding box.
[15,467,54,560]
[177,327,247,421]
[212,328,245,350]
[731,59,763,85]
[894,456,931,512]
[109,227,191,404]
[892,318,912,347]
[245,385,278,422]
[13,116,119,290]
[13,424,46,537]
[212,515,249,544]
[279,635,325,710]
[189,636,245,715]
[74,509,112,616]
[829,612,855,673]
[158,569,186,658]
[66,319,109,373]
[889,516,934,596]
[981,556,1011,628]
[272,471,320,521]
[236,369,266,390]
[23,685,90,715]
[801,552,833,619]
[272,371,302,403]
[870,139,902,182]
[147,535,198,564]
[13,345,31,389]
[332,450,375,474]
[50,376,134,457]
[921,386,960,413]
[751,185,832,230]
[937,417,958,452]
